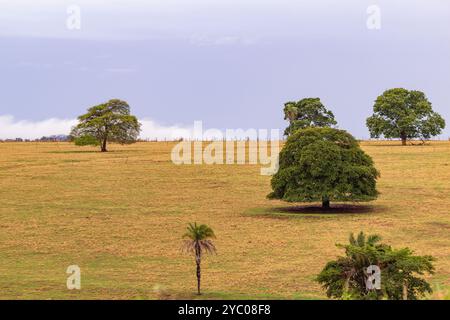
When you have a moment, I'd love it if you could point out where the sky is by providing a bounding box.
[0,0,449,139]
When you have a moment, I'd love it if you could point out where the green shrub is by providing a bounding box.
[316,232,435,300]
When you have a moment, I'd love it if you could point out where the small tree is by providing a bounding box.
[316,232,435,300]
[268,127,379,208]
[366,88,445,145]
[71,99,141,152]
[182,223,216,295]
[283,98,337,136]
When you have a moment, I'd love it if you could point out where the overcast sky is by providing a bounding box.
[0,0,449,139]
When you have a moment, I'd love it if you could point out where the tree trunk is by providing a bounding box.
[196,260,201,295]
[195,244,201,295]
[101,138,107,152]
[400,133,407,146]
[402,282,408,300]
[322,197,330,209]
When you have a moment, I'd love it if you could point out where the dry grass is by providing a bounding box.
[0,140,449,299]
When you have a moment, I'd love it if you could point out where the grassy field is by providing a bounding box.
[0,141,449,299]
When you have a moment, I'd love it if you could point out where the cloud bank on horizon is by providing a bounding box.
[0,115,194,140]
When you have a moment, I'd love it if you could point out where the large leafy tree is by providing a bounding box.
[366,88,445,145]
[71,99,141,152]
[283,98,337,136]
[268,127,379,208]
[182,223,216,295]
[316,232,435,300]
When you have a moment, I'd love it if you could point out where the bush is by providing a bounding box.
[316,232,435,300]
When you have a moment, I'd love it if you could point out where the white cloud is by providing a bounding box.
[0,115,193,140]
[139,118,193,140]
[0,115,77,140]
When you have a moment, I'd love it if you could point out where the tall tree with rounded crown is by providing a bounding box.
[366,88,445,145]
[268,127,379,208]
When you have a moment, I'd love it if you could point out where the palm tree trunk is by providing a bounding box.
[195,244,201,295]
[196,260,201,295]
[344,275,350,294]
[402,282,408,300]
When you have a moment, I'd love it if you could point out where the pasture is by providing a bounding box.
[0,141,449,299]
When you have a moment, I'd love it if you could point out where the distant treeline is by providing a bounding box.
[0,135,71,142]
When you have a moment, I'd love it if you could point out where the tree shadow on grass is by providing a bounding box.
[45,150,99,154]
[364,144,407,147]
[364,142,432,147]
[45,149,143,154]
[273,204,379,214]
[247,204,384,219]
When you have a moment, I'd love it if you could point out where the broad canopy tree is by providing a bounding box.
[283,98,337,136]
[71,99,141,152]
[366,88,445,145]
[268,127,379,208]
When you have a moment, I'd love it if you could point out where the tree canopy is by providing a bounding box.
[71,99,141,152]
[283,98,337,136]
[316,232,435,300]
[268,127,379,208]
[366,88,445,145]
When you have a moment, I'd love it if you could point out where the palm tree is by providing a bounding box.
[283,103,298,122]
[342,232,382,293]
[182,223,216,295]
[318,232,385,299]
